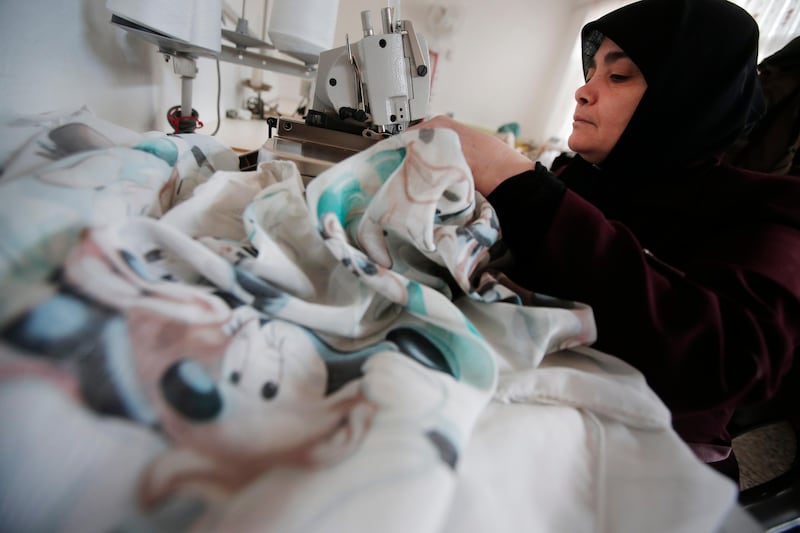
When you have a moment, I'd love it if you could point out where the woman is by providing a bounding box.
[418,0,800,479]
[725,36,800,175]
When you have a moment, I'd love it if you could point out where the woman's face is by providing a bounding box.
[568,37,648,164]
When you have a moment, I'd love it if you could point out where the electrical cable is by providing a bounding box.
[211,57,222,136]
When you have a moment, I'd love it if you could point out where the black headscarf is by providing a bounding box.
[563,0,765,200]
[757,35,800,106]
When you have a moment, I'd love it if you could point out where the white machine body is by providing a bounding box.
[311,8,431,135]
[263,8,431,179]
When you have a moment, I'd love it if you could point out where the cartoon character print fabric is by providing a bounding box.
[0,123,596,532]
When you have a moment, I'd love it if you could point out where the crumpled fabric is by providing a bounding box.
[0,121,735,533]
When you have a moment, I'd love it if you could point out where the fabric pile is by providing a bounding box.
[0,109,736,533]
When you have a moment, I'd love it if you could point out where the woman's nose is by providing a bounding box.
[574,81,593,105]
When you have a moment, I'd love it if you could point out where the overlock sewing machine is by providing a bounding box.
[264,7,431,178]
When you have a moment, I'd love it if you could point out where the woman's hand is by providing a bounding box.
[409,115,534,196]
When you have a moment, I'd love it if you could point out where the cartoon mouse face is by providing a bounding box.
[134,311,380,510]
[150,314,361,462]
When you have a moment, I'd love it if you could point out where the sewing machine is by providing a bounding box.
[263,7,431,178]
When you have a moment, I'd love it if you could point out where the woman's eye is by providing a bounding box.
[610,74,630,82]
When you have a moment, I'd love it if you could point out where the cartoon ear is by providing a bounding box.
[309,398,376,465]
[233,267,287,312]
[386,327,454,377]
[161,360,223,421]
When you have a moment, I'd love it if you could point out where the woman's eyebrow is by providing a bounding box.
[586,50,629,70]
[603,50,629,64]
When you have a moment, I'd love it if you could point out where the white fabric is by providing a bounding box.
[0,115,739,533]
[445,347,737,533]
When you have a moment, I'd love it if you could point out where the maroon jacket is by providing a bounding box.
[489,162,800,448]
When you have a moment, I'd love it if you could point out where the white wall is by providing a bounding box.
[0,0,586,153]
[0,0,253,133]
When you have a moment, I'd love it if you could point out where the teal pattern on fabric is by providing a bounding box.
[405,280,427,315]
[441,329,494,391]
[316,148,406,230]
[369,147,406,183]
[133,138,179,167]
[316,173,366,228]
[402,282,493,390]
[402,323,495,391]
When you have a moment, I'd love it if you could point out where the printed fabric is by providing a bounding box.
[0,121,602,533]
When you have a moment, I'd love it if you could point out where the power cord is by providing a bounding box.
[211,57,221,136]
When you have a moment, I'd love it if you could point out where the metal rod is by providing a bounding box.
[219,45,317,78]
[261,0,268,40]
[381,7,394,34]
[181,76,193,117]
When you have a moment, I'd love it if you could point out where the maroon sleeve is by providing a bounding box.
[489,177,800,421]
